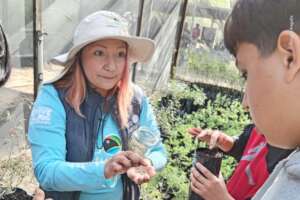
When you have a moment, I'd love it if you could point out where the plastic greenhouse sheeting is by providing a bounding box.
[42,0,183,93]
[175,0,243,90]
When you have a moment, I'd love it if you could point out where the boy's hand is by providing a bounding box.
[104,151,149,179]
[190,163,234,200]
[188,128,234,152]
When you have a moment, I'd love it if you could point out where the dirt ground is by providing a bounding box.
[4,64,64,94]
[0,64,64,196]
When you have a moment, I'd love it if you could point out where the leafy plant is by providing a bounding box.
[186,50,244,87]
[142,81,251,199]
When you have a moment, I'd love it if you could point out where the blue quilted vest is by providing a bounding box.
[43,84,144,200]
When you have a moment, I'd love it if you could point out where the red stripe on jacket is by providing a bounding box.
[226,128,269,200]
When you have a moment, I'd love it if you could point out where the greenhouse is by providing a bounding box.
[1,0,299,200]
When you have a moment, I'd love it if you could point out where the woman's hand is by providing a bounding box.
[190,163,234,200]
[33,188,53,200]
[33,188,45,200]
[104,151,149,179]
[188,128,234,152]
[127,159,156,184]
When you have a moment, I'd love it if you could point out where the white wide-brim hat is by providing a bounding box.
[51,10,155,65]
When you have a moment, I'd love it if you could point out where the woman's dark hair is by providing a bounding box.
[224,0,300,57]
[0,23,10,87]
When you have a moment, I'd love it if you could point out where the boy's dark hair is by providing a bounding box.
[0,23,10,87]
[224,0,300,57]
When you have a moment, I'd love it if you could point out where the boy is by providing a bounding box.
[190,0,300,199]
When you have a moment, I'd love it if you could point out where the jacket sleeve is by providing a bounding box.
[139,96,168,171]
[28,84,117,191]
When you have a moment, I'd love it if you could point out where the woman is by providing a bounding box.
[28,11,167,200]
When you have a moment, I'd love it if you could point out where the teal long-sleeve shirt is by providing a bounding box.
[28,84,168,200]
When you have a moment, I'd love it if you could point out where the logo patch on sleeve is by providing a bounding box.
[31,106,53,125]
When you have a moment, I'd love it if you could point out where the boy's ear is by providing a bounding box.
[277,30,300,83]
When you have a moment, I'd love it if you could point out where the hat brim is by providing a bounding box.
[51,36,155,65]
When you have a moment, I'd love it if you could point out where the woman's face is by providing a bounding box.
[80,39,127,96]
